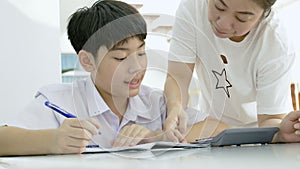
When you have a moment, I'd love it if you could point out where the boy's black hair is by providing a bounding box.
[67,0,147,56]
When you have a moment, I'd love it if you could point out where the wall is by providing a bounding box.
[276,0,300,84]
[0,0,61,124]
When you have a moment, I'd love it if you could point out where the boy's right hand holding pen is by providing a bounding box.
[44,101,100,154]
[50,118,100,154]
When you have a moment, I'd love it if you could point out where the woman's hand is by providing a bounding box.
[163,104,188,141]
[275,111,300,142]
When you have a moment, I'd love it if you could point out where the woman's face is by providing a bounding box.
[208,0,264,42]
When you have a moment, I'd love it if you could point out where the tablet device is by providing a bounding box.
[192,127,279,147]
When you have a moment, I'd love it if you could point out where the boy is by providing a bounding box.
[10,0,195,153]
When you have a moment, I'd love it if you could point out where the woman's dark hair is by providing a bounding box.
[252,0,277,18]
[67,0,147,56]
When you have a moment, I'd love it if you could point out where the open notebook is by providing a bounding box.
[84,127,279,153]
[84,141,209,153]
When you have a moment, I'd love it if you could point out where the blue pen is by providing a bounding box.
[44,101,77,118]
[44,101,102,135]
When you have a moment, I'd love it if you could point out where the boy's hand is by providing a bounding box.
[275,111,300,142]
[112,124,187,148]
[51,118,100,154]
[112,124,151,147]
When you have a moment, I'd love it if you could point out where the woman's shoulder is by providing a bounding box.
[255,10,293,52]
[180,0,207,6]
[180,0,207,13]
[260,10,289,39]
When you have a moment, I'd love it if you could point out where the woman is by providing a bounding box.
[164,0,300,142]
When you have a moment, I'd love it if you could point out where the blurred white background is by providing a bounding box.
[0,0,61,124]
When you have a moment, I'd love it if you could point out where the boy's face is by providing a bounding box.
[92,37,147,98]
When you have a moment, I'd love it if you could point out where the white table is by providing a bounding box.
[1,143,299,169]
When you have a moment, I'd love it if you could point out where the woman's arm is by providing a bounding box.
[164,61,195,138]
[185,117,230,142]
[259,111,300,143]
[257,114,285,128]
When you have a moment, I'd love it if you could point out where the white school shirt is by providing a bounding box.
[169,0,295,127]
[13,77,204,147]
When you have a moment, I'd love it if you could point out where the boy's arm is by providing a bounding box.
[0,126,59,156]
[0,118,100,156]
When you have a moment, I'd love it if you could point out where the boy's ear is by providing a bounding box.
[78,50,96,72]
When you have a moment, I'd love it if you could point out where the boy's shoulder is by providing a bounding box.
[132,85,166,111]
[32,83,75,108]
[37,83,72,96]
[138,85,165,101]
[35,79,87,99]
